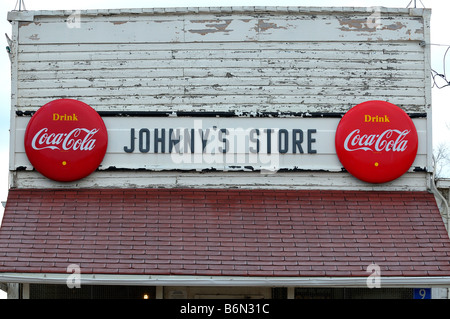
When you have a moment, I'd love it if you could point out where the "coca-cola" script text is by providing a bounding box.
[343,129,410,152]
[31,128,99,151]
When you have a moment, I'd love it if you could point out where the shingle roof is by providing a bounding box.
[0,188,449,278]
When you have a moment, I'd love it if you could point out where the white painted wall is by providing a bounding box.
[12,8,430,114]
[8,7,432,190]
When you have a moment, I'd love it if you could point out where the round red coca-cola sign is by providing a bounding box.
[24,99,108,182]
[335,100,418,184]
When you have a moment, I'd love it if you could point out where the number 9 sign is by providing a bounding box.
[413,288,431,299]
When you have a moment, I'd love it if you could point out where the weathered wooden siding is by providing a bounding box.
[11,170,430,192]
[13,7,430,114]
[8,7,432,190]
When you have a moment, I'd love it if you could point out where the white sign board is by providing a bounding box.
[14,116,427,173]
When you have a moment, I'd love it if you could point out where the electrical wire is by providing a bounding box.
[406,0,426,8]
[14,0,26,11]
[431,69,450,89]
[429,43,450,89]
[443,46,450,80]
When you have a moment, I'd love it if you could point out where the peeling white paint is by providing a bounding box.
[9,7,432,189]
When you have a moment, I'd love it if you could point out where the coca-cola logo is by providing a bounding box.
[24,99,108,182]
[335,101,418,184]
[343,129,410,152]
[31,128,99,151]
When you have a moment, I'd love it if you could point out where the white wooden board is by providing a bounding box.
[13,116,428,173]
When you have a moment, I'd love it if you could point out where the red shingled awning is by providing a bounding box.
[1,188,450,286]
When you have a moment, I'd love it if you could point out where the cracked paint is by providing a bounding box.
[110,21,128,25]
[188,19,233,35]
[18,21,32,28]
[254,19,287,32]
[28,34,40,41]
[338,18,406,32]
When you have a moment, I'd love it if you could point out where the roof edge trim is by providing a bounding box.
[1,273,449,288]
[7,11,34,22]
[7,7,430,21]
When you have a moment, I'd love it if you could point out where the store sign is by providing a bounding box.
[17,102,425,177]
[24,99,108,182]
[335,100,418,184]
[123,127,318,155]
[102,117,336,172]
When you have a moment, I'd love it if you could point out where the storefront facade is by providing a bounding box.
[1,6,450,299]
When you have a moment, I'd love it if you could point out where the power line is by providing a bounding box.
[421,42,450,89]
[431,44,450,89]
[14,0,26,11]
[407,0,426,8]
